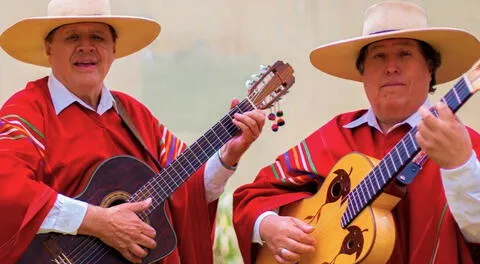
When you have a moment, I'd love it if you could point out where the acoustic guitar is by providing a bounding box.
[256,60,480,264]
[19,61,295,264]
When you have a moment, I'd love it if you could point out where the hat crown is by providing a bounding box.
[362,1,428,36]
[47,0,111,17]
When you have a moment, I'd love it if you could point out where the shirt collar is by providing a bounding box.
[48,73,116,115]
[343,100,431,134]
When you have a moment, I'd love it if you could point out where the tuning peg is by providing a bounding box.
[245,79,255,88]
[259,65,269,73]
[250,73,262,81]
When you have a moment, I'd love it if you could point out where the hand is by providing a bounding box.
[79,198,157,263]
[260,215,316,264]
[220,98,265,167]
[416,102,473,169]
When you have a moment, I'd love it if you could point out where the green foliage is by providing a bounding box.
[214,192,243,264]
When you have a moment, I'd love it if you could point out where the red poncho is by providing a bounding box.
[0,77,217,264]
[233,110,480,264]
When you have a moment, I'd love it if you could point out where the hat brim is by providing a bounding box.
[0,16,161,67]
[309,27,480,84]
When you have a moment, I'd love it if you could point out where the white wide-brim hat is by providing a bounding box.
[0,0,161,67]
[309,1,480,84]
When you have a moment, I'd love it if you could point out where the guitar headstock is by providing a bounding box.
[466,58,480,93]
[245,61,294,110]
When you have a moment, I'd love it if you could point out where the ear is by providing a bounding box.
[44,41,52,56]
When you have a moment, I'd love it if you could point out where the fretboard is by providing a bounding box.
[128,99,255,213]
[341,76,474,227]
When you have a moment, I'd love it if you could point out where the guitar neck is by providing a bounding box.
[130,98,255,211]
[342,75,476,227]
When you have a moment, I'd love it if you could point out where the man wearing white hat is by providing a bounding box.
[233,1,480,263]
[0,0,265,263]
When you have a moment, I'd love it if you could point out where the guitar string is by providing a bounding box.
[309,79,470,240]
[343,79,469,225]
[84,96,258,262]
[346,81,467,224]
[70,102,248,264]
[66,82,274,263]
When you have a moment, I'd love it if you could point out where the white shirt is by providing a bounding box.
[38,74,235,234]
[252,103,480,244]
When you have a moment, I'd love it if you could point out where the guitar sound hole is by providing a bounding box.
[331,182,342,197]
[109,199,126,207]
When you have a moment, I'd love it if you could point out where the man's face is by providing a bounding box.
[45,22,116,92]
[361,38,432,128]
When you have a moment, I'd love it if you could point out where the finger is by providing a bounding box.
[435,102,455,122]
[291,218,314,233]
[129,243,149,259]
[230,98,240,109]
[234,112,264,136]
[418,106,438,130]
[129,198,152,212]
[233,115,259,140]
[290,218,316,246]
[137,233,157,249]
[284,237,316,255]
[123,249,142,264]
[415,131,427,149]
[139,223,156,238]
[278,247,301,262]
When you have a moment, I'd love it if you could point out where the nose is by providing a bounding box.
[76,39,95,53]
[384,57,400,75]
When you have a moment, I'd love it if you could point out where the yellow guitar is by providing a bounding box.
[256,60,480,264]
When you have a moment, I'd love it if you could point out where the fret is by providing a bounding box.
[383,160,392,178]
[341,66,480,228]
[364,177,374,198]
[388,154,397,171]
[401,139,409,157]
[372,170,381,189]
[452,86,462,105]
[407,132,416,151]
[135,99,257,207]
[358,183,368,205]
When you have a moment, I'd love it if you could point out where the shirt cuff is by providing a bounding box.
[38,193,88,235]
[440,151,480,242]
[204,153,235,203]
[252,210,279,244]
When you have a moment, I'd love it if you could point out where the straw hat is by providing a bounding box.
[309,1,480,84]
[0,0,161,67]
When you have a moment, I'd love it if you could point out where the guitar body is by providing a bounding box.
[256,152,403,264]
[15,61,296,263]
[19,156,177,264]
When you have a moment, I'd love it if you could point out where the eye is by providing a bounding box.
[372,53,385,59]
[400,50,412,57]
[91,34,105,41]
[66,34,79,41]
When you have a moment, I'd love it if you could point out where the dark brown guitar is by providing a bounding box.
[19,61,295,264]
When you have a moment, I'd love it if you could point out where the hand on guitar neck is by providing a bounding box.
[415,59,480,170]
[219,98,266,168]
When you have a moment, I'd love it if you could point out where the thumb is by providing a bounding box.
[291,217,315,233]
[128,197,152,212]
